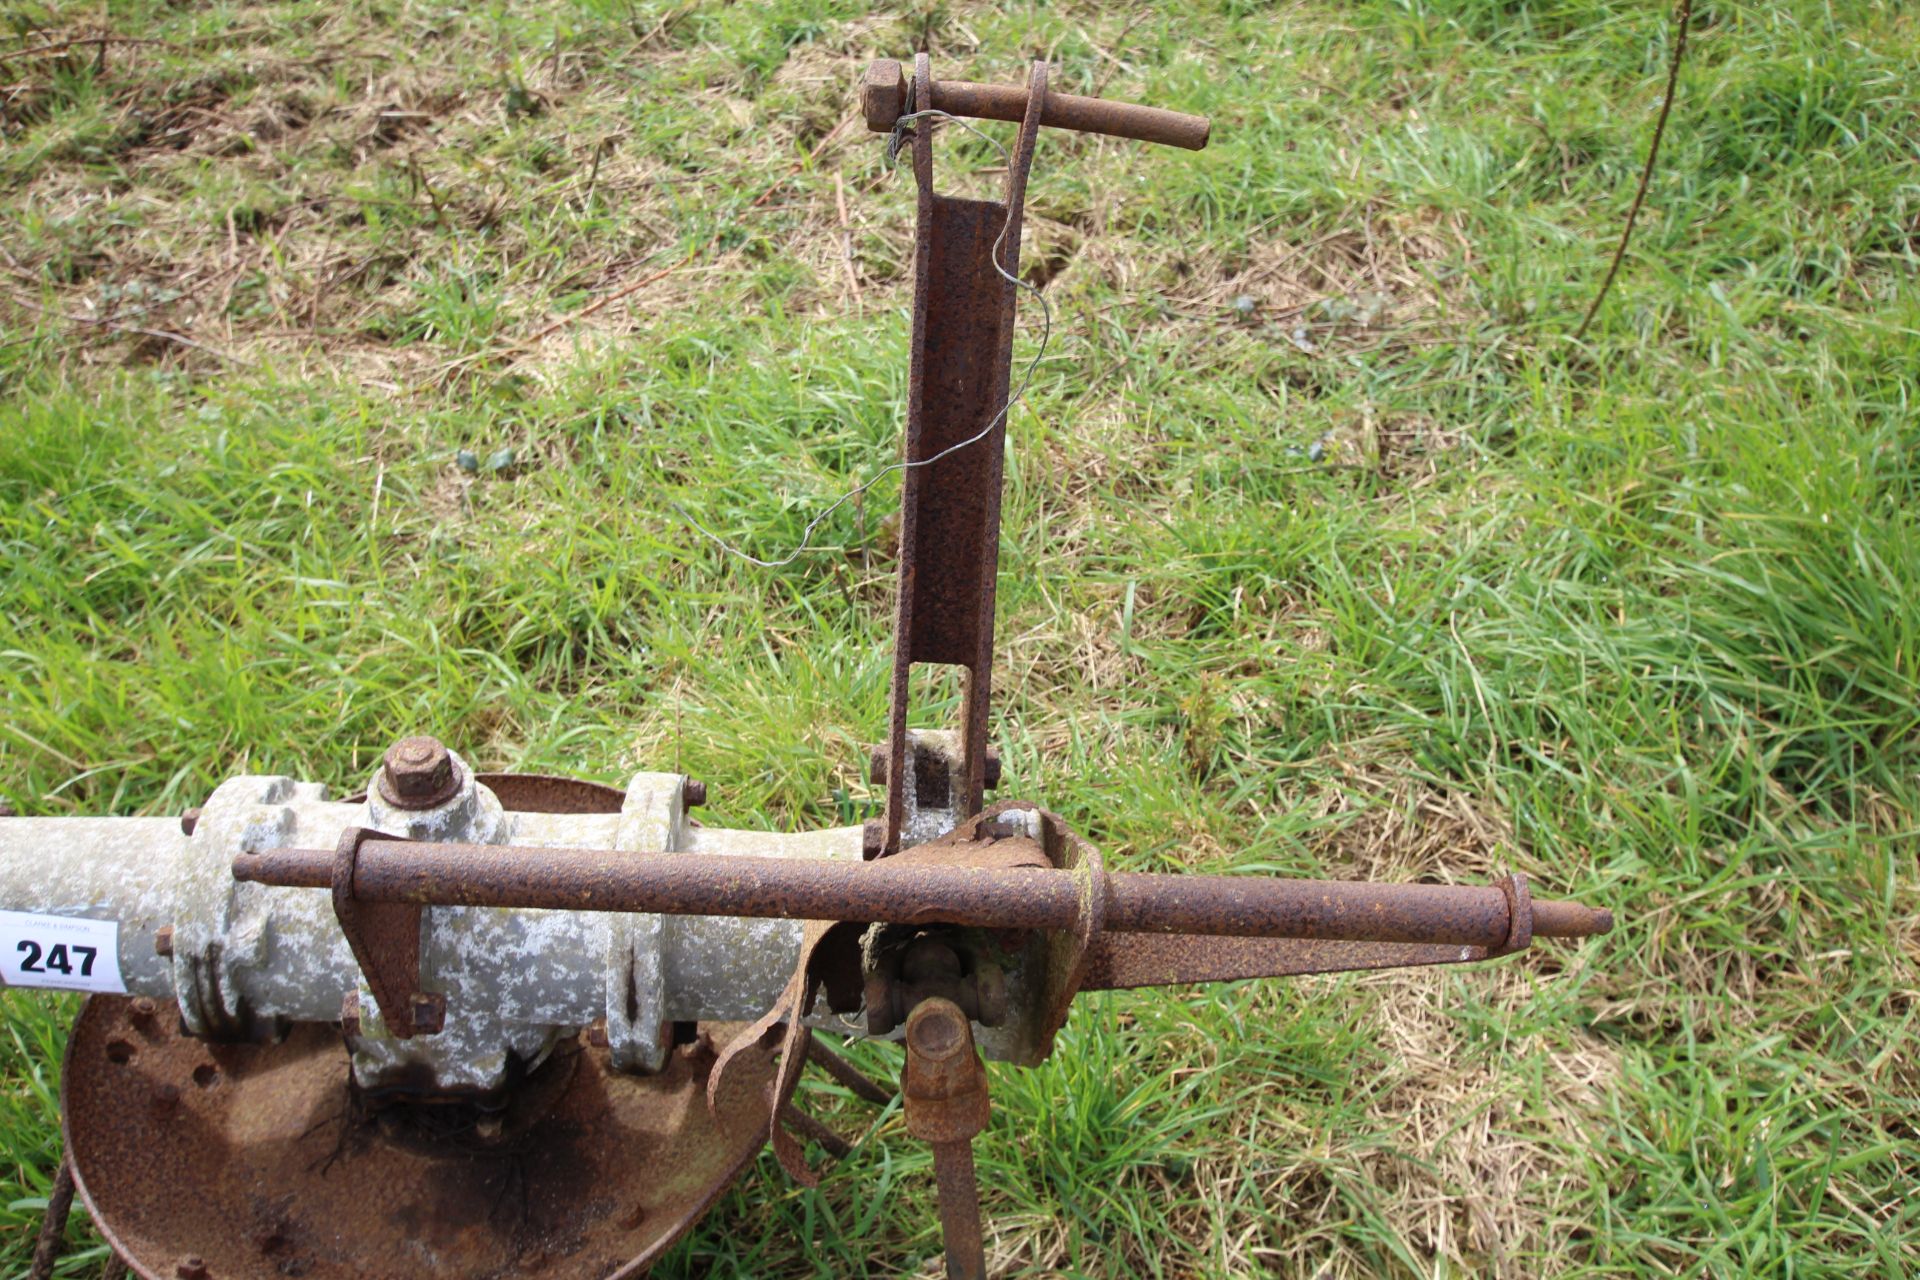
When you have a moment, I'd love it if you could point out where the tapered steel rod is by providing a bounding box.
[235,840,1612,946]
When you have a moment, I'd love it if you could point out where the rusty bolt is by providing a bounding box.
[585,1020,609,1048]
[862,818,886,861]
[129,997,158,1028]
[409,991,447,1035]
[176,1258,209,1280]
[179,807,201,836]
[682,777,707,808]
[902,938,961,986]
[862,58,906,132]
[377,735,460,809]
[153,926,175,958]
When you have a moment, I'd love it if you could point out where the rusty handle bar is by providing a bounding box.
[862,58,1210,151]
[234,841,1611,947]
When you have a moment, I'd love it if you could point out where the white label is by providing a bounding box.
[0,911,125,993]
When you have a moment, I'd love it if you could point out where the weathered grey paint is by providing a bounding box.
[0,763,865,1092]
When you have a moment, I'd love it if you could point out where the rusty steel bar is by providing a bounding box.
[1102,873,1516,942]
[233,841,1612,946]
[934,78,1209,149]
[862,58,1209,150]
[1078,935,1493,991]
[929,1142,985,1280]
[807,1036,896,1105]
[27,1155,75,1280]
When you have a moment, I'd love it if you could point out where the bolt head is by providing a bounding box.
[408,991,447,1035]
[379,735,459,808]
[681,777,707,808]
[862,58,906,133]
[154,926,175,958]
[903,997,971,1061]
[179,806,201,836]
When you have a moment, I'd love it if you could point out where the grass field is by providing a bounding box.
[2,0,1917,1275]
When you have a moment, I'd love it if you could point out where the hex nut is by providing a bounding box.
[862,58,906,133]
[378,735,461,809]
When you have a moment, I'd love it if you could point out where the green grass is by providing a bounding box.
[2,0,1916,1275]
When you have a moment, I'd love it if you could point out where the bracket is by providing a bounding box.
[330,825,443,1038]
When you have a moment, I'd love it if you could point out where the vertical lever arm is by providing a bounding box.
[871,59,1212,857]
[878,57,1049,856]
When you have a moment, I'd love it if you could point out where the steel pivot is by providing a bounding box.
[903,997,993,1280]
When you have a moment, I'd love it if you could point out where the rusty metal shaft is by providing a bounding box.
[233,840,1611,947]
[862,58,1209,150]
[928,1141,985,1279]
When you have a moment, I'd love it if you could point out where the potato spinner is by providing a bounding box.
[1,57,1611,1280]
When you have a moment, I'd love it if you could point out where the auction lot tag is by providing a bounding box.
[0,911,125,993]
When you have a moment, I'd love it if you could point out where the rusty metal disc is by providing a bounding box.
[63,996,775,1279]
[337,772,629,815]
[471,773,628,815]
